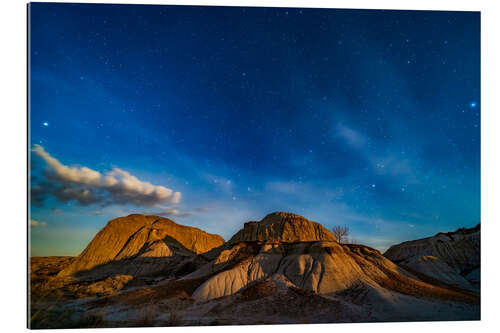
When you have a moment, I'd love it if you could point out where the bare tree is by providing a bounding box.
[331,225,350,243]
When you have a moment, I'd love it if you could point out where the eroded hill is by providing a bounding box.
[384,224,480,291]
[58,214,224,279]
[29,212,480,328]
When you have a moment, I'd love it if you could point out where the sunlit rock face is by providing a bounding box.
[186,212,473,304]
[57,214,225,279]
[384,224,480,291]
[228,212,337,244]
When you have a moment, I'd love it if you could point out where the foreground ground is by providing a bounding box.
[29,255,479,328]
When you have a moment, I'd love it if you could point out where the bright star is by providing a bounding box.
[371,184,376,188]
[43,122,49,127]
[470,101,477,108]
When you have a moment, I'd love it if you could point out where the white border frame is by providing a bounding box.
[1,0,498,332]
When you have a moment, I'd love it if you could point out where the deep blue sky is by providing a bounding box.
[29,3,480,256]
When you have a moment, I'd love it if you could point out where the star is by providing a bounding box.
[371,184,376,188]
[470,101,477,108]
[42,121,49,127]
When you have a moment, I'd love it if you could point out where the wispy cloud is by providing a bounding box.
[31,145,181,207]
[30,219,47,227]
[369,154,419,184]
[201,173,234,194]
[335,123,419,184]
[145,205,218,219]
[265,181,299,194]
[336,123,367,148]
[51,208,63,215]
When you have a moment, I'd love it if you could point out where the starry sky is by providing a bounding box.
[29,3,480,256]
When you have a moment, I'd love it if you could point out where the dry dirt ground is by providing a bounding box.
[29,256,479,329]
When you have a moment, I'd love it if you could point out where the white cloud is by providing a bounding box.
[104,167,181,206]
[31,145,181,207]
[30,219,47,227]
[32,144,101,186]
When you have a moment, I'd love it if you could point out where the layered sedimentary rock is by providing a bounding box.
[183,212,476,304]
[57,214,224,278]
[228,212,336,244]
[31,212,480,327]
[384,224,480,290]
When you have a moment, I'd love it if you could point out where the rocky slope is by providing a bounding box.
[384,224,480,291]
[180,212,478,305]
[228,212,336,243]
[57,214,224,279]
[30,212,480,328]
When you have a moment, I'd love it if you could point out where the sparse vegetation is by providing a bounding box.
[331,225,350,244]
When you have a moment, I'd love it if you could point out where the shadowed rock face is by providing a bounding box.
[57,214,224,278]
[384,224,480,291]
[228,212,336,244]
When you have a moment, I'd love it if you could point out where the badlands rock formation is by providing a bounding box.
[184,212,477,304]
[30,212,480,327]
[384,224,480,291]
[57,214,224,279]
[228,212,336,243]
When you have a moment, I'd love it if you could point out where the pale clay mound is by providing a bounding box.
[384,224,480,291]
[57,214,224,278]
[80,274,477,327]
[182,212,476,304]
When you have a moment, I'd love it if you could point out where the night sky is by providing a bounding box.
[29,3,480,256]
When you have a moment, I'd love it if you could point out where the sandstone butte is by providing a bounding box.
[228,211,337,244]
[57,214,225,277]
